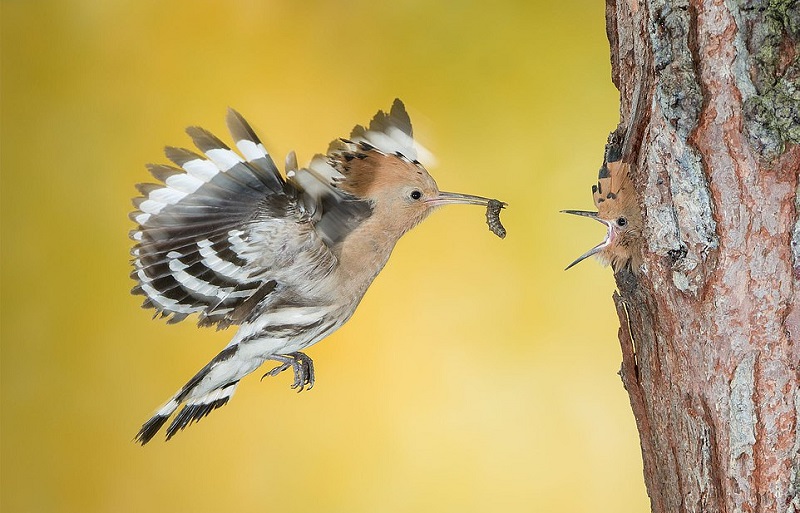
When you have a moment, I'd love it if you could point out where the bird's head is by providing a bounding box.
[563,158,642,272]
[338,152,495,235]
[287,99,499,247]
[327,99,496,236]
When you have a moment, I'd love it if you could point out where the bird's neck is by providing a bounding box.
[333,215,405,297]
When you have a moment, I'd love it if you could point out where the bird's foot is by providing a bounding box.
[262,352,315,392]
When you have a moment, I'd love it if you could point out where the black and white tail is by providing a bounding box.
[135,345,242,445]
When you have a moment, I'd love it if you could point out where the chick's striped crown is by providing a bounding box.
[129,99,427,327]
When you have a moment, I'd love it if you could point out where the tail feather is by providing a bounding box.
[135,398,180,445]
[165,385,236,440]
[136,412,171,445]
[135,384,239,445]
[135,344,242,445]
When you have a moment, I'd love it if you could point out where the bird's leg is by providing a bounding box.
[261,352,315,392]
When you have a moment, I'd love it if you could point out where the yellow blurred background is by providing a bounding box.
[1,1,649,512]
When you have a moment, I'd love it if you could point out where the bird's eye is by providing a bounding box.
[410,190,422,200]
[617,217,627,227]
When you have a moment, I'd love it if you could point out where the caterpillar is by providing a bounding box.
[486,199,507,239]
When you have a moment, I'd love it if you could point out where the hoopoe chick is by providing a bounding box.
[130,99,504,444]
[563,152,642,272]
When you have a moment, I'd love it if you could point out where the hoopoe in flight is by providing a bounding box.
[130,99,505,444]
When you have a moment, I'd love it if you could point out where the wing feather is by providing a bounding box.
[130,103,413,328]
[131,112,332,327]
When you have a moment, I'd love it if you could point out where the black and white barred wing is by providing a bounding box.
[130,110,332,328]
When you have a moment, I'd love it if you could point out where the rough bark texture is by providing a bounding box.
[605,0,800,512]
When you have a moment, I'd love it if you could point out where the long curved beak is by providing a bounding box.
[561,210,613,270]
[427,191,500,207]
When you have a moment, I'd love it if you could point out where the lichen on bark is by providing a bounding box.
[738,0,800,159]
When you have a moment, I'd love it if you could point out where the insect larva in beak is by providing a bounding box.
[486,199,507,239]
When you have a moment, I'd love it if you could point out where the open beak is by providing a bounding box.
[427,191,498,207]
[561,210,613,270]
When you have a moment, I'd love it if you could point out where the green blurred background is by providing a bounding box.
[1,1,649,511]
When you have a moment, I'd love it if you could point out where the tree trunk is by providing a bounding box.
[604,0,800,511]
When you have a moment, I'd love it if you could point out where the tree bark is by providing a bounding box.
[604,0,800,512]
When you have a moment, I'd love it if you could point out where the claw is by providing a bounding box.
[261,352,315,392]
[261,362,291,380]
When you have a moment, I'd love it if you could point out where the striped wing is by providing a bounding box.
[130,110,330,328]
